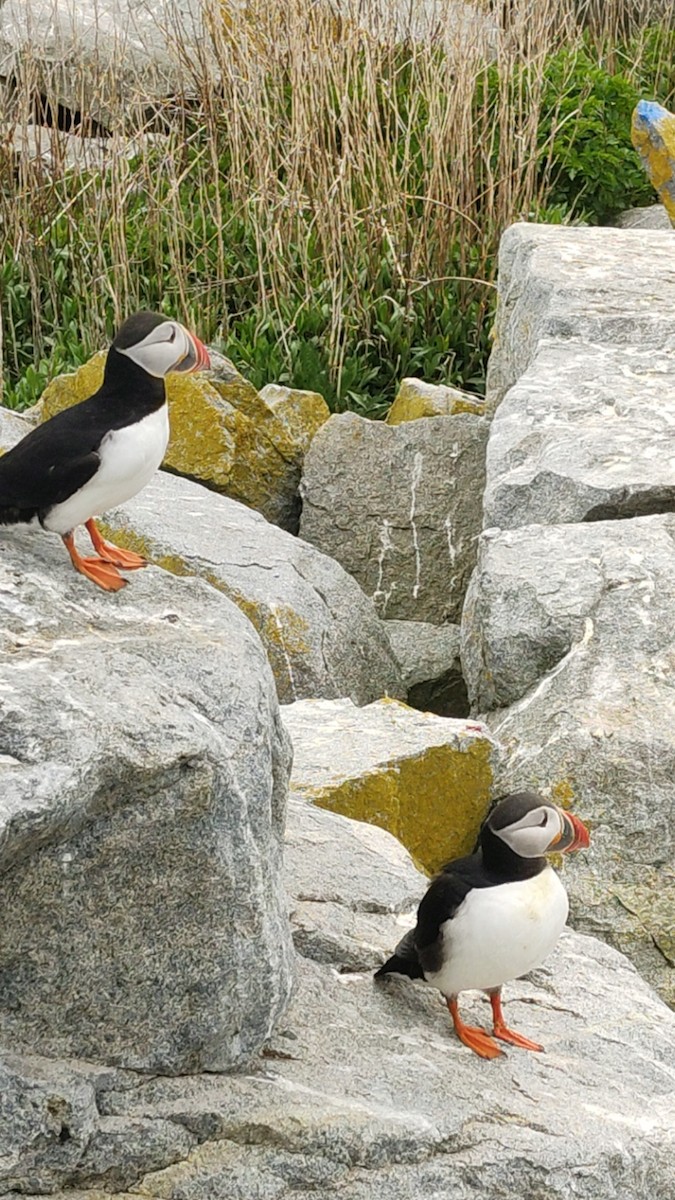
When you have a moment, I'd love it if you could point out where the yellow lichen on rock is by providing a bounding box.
[386,378,485,425]
[259,384,330,459]
[164,373,241,491]
[39,350,107,417]
[96,521,193,579]
[308,741,493,875]
[284,699,500,875]
[215,590,311,699]
[35,353,330,530]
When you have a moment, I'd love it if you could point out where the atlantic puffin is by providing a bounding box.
[0,311,209,591]
[375,791,590,1058]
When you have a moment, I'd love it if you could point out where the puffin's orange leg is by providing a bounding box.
[446,997,504,1059]
[489,989,543,1052]
[85,519,147,570]
[62,532,127,592]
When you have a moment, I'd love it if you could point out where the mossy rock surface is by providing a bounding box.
[283,697,501,875]
[37,354,330,532]
[386,378,485,425]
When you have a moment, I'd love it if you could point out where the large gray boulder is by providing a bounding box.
[335,0,499,53]
[461,516,675,1005]
[0,406,33,445]
[284,795,422,971]
[105,472,404,706]
[0,1,218,125]
[69,803,675,1200]
[0,413,403,707]
[0,525,294,1073]
[486,223,675,411]
[615,204,672,229]
[300,411,488,623]
[483,339,675,529]
[4,123,162,176]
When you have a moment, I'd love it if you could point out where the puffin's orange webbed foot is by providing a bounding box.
[85,519,147,570]
[62,534,127,592]
[447,998,504,1060]
[492,1023,543,1052]
[490,990,543,1053]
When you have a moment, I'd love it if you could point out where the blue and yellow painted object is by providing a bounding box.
[631,99,675,225]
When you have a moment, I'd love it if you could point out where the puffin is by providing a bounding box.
[0,311,209,592]
[375,791,590,1059]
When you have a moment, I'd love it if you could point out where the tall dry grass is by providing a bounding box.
[0,0,674,411]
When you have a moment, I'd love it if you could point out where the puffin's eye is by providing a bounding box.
[168,328,176,343]
[538,813,548,826]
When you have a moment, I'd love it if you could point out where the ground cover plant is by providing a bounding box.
[1,0,674,416]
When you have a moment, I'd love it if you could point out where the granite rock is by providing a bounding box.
[2,802,675,1199]
[258,384,331,532]
[615,203,672,229]
[0,1,220,126]
[0,407,33,449]
[284,795,422,970]
[0,1050,194,1192]
[104,473,404,707]
[0,526,294,1071]
[483,339,675,529]
[282,697,500,874]
[486,222,675,412]
[3,124,163,177]
[341,0,499,55]
[461,515,675,1004]
[386,377,484,424]
[114,938,675,1200]
[300,411,489,623]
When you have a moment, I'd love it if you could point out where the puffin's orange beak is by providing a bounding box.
[174,331,211,373]
[551,809,590,853]
[190,333,211,372]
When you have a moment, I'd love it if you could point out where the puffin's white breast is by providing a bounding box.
[425,866,569,997]
[44,405,170,535]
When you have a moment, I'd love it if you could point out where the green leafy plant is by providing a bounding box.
[536,46,655,222]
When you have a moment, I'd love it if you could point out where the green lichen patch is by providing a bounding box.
[386,379,485,425]
[301,735,493,876]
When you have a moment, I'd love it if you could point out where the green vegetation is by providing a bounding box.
[1,2,674,416]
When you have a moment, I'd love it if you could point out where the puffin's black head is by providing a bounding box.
[111,311,210,378]
[482,791,590,865]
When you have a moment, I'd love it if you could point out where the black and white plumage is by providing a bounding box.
[0,311,210,591]
[375,791,590,1058]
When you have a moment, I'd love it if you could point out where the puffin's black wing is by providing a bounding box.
[374,927,423,980]
[414,869,476,975]
[375,858,478,981]
[0,402,106,524]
